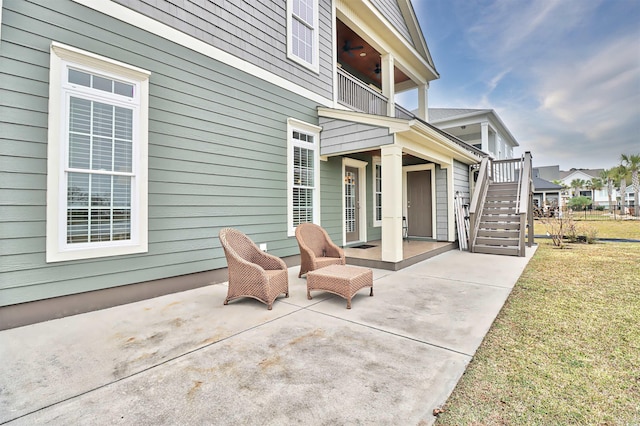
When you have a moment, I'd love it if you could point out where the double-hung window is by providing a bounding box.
[46,42,150,262]
[287,118,321,236]
[287,0,319,72]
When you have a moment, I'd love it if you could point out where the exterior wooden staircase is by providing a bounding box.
[468,152,534,257]
[475,182,521,255]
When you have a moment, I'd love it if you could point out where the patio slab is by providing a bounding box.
[0,245,537,425]
[11,312,470,425]
[309,274,513,355]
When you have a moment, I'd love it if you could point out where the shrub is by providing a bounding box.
[583,225,599,243]
[568,196,592,211]
[540,217,598,245]
[541,217,574,247]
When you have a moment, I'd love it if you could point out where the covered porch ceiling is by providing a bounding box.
[335,0,439,93]
[337,19,410,90]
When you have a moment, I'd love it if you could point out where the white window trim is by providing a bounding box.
[286,0,320,73]
[342,157,368,245]
[372,156,382,227]
[287,118,321,237]
[46,42,150,262]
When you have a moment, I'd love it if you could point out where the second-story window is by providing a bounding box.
[287,0,319,73]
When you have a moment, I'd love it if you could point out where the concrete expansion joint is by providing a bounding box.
[305,308,474,358]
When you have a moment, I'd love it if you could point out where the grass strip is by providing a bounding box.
[534,220,640,240]
[436,240,640,425]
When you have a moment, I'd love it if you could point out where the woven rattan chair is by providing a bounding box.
[295,223,345,278]
[219,228,289,310]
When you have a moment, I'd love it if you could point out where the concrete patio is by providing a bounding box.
[0,246,537,425]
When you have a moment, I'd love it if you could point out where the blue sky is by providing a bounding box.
[398,0,640,170]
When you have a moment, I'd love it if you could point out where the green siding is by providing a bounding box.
[436,165,448,240]
[320,157,343,244]
[0,0,337,306]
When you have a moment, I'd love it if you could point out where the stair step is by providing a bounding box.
[485,191,518,201]
[483,206,517,214]
[487,189,517,194]
[473,245,521,256]
[479,222,521,230]
[476,236,520,246]
[478,229,519,238]
[484,200,518,206]
[481,215,521,223]
[489,182,518,189]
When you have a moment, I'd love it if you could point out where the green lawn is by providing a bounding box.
[435,239,640,425]
[534,219,640,240]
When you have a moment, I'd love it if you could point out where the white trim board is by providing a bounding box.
[72,0,334,108]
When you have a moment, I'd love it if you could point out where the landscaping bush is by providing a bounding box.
[540,217,598,245]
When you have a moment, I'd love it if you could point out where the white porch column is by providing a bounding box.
[481,122,489,153]
[381,53,395,117]
[417,82,429,122]
[381,144,403,262]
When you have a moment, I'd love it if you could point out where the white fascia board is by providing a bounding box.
[429,109,491,124]
[336,0,437,82]
[407,121,482,164]
[72,0,333,108]
[396,134,452,165]
[396,0,435,68]
[432,109,520,148]
[318,107,480,164]
[318,107,409,132]
[485,112,519,147]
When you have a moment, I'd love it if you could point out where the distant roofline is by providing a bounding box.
[428,108,519,147]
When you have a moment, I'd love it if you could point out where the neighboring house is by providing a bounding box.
[0,0,484,324]
[623,187,636,209]
[535,165,561,182]
[558,168,611,207]
[428,108,519,161]
[532,168,563,209]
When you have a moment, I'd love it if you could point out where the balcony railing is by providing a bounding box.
[337,68,418,121]
[395,104,414,120]
[337,68,387,116]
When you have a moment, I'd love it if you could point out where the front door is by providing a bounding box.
[345,166,359,243]
[407,170,433,238]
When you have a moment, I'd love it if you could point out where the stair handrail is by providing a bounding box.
[469,156,490,251]
[518,152,534,254]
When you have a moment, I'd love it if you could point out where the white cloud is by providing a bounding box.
[536,33,640,140]
[464,0,602,60]
[488,68,511,92]
[416,0,640,169]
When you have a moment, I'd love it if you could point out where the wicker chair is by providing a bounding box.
[218,228,289,310]
[295,223,345,278]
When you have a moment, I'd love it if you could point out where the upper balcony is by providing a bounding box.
[337,67,414,120]
[334,1,439,121]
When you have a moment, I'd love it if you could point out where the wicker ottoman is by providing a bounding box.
[306,264,373,309]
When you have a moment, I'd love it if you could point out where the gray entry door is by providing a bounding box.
[407,170,433,238]
[345,166,359,243]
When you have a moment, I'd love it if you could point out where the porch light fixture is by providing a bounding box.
[359,52,366,57]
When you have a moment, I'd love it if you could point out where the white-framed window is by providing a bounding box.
[46,42,150,262]
[287,118,321,236]
[372,157,382,227]
[287,0,319,73]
